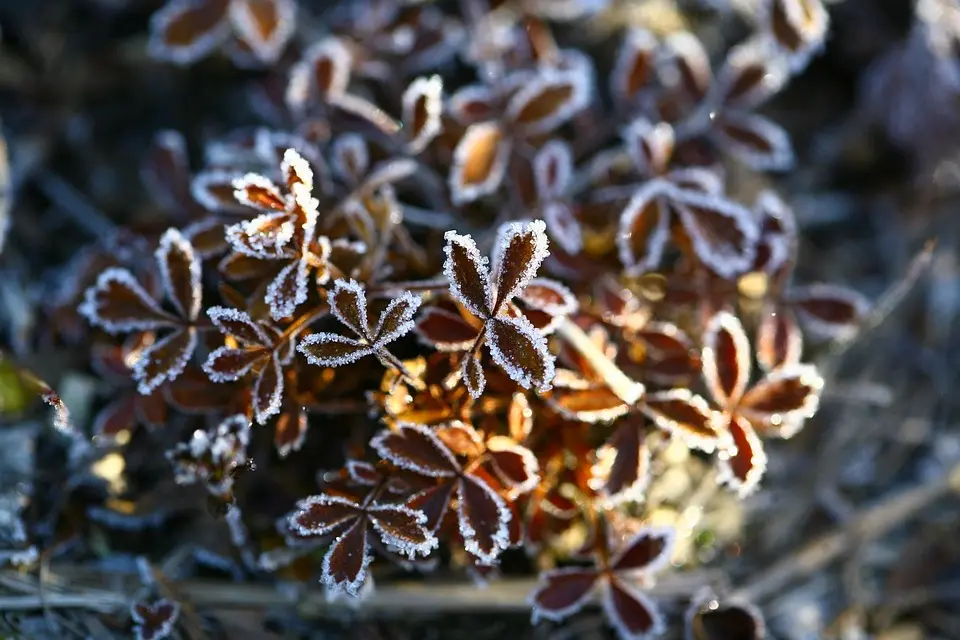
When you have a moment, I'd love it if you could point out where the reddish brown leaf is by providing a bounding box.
[133,328,198,394]
[714,112,794,171]
[602,577,665,640]
[370,422,460,478]
[739,364,822,437]
[595,418,650,505]
[717,415,767,496]
[492,220,550,313]
[486,437,539,495]
[672,188,759,279]
[148,0,230,65]
[229,0,296,64]
[449,121,510,204]
[415,305,478,352]
[611,526,675,575]
[611,28,659,106]
[617,181,670,275]
[323,517,368,595]
[487,316,554,392]
[507,70,590,136]
[443,230,492,318]
[457,475,511,564]
[687,595,767,640]
[132,598,180,640]
[530,568,598,622]
[80,269,179,334]
[788,283,870,341]
[642,389,724,453]
[756,306,802,371]
[402,75,444,154]
[702,311,752,406]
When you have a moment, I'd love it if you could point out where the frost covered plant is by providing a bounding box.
[65,1,870,639]
[148,0,297,67]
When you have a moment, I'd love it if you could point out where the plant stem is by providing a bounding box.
[555,317,645,405]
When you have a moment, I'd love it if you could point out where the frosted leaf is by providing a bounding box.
[672,187,759,279]
[253,352,284,424]
[79,268,178,333]
[207,306,270,346]
[753,189,797,276]
[449,121,510,205]
[787,283,871,341]
[641,389,727,454]
[623,117,675,177]
[457,475,511,565]
[610,525,676,576]
[601,576,666,640]
[543,201,582,255]
[191,170,249,213]
[714,112,794,172]
[448,84,496,125]
[298,333,374,367]
[702,311,752,406]
[759,0,829,73]
[414,305,478,352]
[281,147,315,192]
[401,75,444,155]
[373,290,421,346]
[132,598,180,640]
[610,28,659,106]
[367,504,438,559]
[369,422,460,478]
[517,278,578,317]
[288,494,361,537]
[486,315,556,393]
[227,0,296,65]
[202,345,266,382]
[529,568,598,623]
[328,279,371,340]
[490,220,550,313]
[669,167,724,195]
[685,590,767,640]
[443,230,492,319]
[330,134,370,186]
[486,437,540,496]
[274,406,308,458]
[321,517,372,597]
[285,37,354,114]
[550,383,631,424]
[506,68,592,137]
[133,328,198,394]
[661,31,713,103]
[156,228,203,322]
[756,305,802,371]
[265,258,309,320]
[345,460,380,487]
[717,415,768,498]
[739,363,823,438]
[231,173,286,211]
[713,43,788,110]
[593,420,652,507]
[533,139,573,199]
[460,350,487,398]
[146,0,230,66]
[616,180,671,275]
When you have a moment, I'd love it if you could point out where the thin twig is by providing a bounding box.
[556,317,645,405]
[731,461,960,603]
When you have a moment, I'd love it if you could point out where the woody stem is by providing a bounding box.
[279,304,330,342]
[366,278,450,299]
[555,317,645,406]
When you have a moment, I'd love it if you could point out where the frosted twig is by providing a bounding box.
[556,317,645,405]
